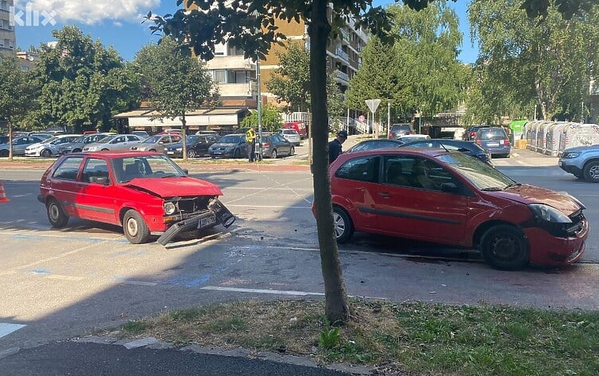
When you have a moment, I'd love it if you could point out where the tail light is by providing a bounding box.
[262,143,270,148]
[504,139,510,146]
[389,132,394,138]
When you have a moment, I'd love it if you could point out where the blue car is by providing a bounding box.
[474,127,511,158]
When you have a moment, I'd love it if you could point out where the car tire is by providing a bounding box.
[188,149,196,158]
[234,149,241,158]
[583,161,599,183]
[271,149,277,159]
[46,198,69,228]
[480,225,529,270]
[0,150,8,157]
[41,149,52,158]
[333,206,353,243]
[73,148,82,153]
[123,209,151,244]
[289,146,295,156]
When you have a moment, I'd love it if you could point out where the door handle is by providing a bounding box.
[378,192,391,198]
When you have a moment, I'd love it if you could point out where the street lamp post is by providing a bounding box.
[256,58,263,161]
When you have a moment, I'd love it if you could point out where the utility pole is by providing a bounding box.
[256,58,263,161]
[387,100,391,138]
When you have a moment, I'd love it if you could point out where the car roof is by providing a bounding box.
[65,151,163,158]
[336,147,448,163]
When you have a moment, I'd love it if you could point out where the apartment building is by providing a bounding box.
[0,0,15,54]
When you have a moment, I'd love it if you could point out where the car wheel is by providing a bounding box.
[0,150,8,157]
[289,146,295,156]
[480,225,529,270]
[271,149,278,159]
[73,148,82,153]
[123,209,151,244]
[234,149,241,158]
[41,149,52,158]
[188,149,196,158]
[583,161,599,183]
[333,206,353,243]
[46,198,69,228]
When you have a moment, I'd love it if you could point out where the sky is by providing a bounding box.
[13,0,478,63]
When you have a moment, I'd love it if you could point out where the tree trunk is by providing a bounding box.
[310,0,350,325]
[7,122,13,161]
[181,113,188,161]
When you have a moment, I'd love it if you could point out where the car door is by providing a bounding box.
[374,155,470,243]
[45,156,85,217]
[75,157,119,224]
[271,134,289,155]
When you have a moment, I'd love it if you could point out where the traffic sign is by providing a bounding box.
[365,99,381,113]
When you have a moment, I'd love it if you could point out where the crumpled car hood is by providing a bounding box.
[492,184,582,215]
[125,177,222,197]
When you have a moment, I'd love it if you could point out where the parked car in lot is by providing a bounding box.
[24,134,80,157]
[60,133,114,154]
[258,133,295,159]
[346,139,405,153]
[165,134,218,158]
[131,133,182,153]
[320,148,588,270]
[388,123,413,139]
[0,136,45,157]
[397,134,431,143]
[83,134,143,152]
[559,144,599,182]
[208,134,248,158]
[278,129,301,146]
[37,151,236,245]
[463,125,489,141]
[474,127,511,158]
[131,130,150,139]
[399,139,493,166]
[196,130,219,137]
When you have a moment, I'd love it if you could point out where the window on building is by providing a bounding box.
[212,70,227,83]
[0,1,7,11]
[227,45,244,56]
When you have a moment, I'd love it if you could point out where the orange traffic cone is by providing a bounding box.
[0,182,9,203]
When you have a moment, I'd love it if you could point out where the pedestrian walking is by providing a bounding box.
[328,130,347,164]
[246,127,256,162]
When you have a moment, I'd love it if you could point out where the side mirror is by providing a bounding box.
[440,182,459,193]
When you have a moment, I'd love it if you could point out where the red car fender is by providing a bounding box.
[466,202,534,248]
[117,196,166,232]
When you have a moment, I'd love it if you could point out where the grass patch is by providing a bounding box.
[107,299,599,376]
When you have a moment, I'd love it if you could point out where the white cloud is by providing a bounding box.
[14,0,161,25]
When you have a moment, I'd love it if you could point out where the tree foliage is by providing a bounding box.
[149,0,595,324]
[33,26,139,133]
[241,103,283,132]
[467,0,599,123]
[0,55,38,160]
[132,37,219,160]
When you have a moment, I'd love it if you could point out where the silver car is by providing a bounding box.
[83,134,143,152]
[0,136,46,157]
[131,133,182,153]
[278,129,301,146]
[559,145,599,182]
[24,134,80,157]
[60,133,113,154]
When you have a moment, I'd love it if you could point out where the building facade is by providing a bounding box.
[0,0,15,54]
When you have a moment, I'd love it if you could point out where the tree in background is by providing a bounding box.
[241,104,283,132]
[33,26,139,133]
[0,55,38,160]
[266,43,345,126]
[132,37,219,161]
[149,0,597,325]
[347,2,467,124]
[468,0,599,122]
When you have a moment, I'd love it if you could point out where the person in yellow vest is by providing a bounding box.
[246,126,256,162]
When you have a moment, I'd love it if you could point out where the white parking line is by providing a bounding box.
[0,323,26,339]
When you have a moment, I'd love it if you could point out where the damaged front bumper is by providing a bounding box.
[156,199,236,245]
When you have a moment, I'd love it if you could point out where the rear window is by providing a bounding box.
[479,128,507,140]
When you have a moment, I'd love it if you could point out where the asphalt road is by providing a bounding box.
[0,152,598,374]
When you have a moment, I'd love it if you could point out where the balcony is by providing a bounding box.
[205,55,255,70]
[217,82,256,98]
[335,47,349,63]
[334,70,349,84]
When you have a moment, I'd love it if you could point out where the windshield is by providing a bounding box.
[113,155,186,183]
[142,135,161,144]
[218,135,240,143]
[41,136,59,144]
[186,135,199,143]
[436,152,515,190]
[98,135,116,143]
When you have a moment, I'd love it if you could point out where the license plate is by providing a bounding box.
[167,151,174,154]
[487,143,499,147]
[198,215,216,229]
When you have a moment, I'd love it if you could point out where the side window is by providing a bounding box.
[384,156,412,187]
[53,157,84,181]
[82,158,110,184]
[112,136,125,144]
[411,157,456,191]
[335,156,379,183]
[126,135,139,142]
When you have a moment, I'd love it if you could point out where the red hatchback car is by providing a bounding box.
[38,151,235,245]
[324,149,588,270]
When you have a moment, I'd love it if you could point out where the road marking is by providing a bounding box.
[201,286,325,296]
[0,323,26,339]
